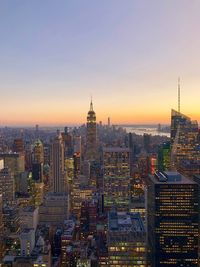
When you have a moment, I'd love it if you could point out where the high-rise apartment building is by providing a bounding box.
[147,171,199,267]
[86,100,97,160]
[103,147,130,211]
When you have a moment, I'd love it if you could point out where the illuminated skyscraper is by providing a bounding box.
[147,171,199,267]
[61,127,73,157]
[158,142,171,171]
[32,139,44,182]
[107,210,146,266]
[50,132,66,193]
[0,166,15,206]
[33,139,44,164]
[86,100,97,160]
[103,147,130,211]
[170,109,199,170]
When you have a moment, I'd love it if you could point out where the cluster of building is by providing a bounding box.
[0,101,199,266]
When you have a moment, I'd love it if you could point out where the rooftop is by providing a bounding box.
[108,211,144,233]
[150,171,196,184]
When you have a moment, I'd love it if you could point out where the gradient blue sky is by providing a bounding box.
[0,0,200,126]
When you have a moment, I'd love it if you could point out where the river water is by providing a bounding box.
[122,125,170,138]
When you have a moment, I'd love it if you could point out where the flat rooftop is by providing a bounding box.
[150,171,196,184]
[108,211,144,233]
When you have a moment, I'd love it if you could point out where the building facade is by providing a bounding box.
[147,171,199,267]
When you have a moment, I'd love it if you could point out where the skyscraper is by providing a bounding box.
[50,132,66,193]
[0,166,15,206]
[103,147,130,211]
[170,109,199,171]
[32,139,44,182]
[107,210,146,266]
[86,100,97,160]
[147,171,199,267]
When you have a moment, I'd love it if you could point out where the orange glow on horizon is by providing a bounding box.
[1,103,200,126]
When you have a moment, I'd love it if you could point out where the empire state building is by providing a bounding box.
[86,100,97,160]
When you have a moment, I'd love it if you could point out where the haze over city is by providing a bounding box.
[0,0,200,126]
[1,2,200,266]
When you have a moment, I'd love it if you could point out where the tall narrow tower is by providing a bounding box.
[50,131,65,193]
[178,77,180,113]
[86,99,97,160]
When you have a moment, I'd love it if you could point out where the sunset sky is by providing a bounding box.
[0,1,200,126]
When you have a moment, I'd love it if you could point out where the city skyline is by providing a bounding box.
[1,1,200,126]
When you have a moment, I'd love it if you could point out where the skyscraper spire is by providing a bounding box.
[90,96,93,112]
[86,98,97,160]
[178,77,180,113]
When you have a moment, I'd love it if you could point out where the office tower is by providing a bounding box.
[128,132,134,175]
[0,167,15,206]
[80,199,98,239]
[158,142,171,171]
[148,154,157,174]
[73,152,81,178]
[143,133,151,153]
[20,206,39,231]
[25,142,33,171]
[62,127,73,158]
[170,109,199,170]
[43,143,51,166]
[65,157,74,187]
[147,171,199,267]
[71,178,93,218]
[65,158,74,183]
[32,139,44,182]
[107,210,146,266]
[103,147,130,211]
[39,192,68,226]
[3,205,20,234]
[50,132,66,193]
[73,135,81,154]
[61,220,75,267]
[86,100,97,160]
[20,228,35,257]
[1,152,25,175]
[13,138,24,154]
[33,139,44,164]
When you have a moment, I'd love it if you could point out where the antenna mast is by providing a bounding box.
[178,77,180,113]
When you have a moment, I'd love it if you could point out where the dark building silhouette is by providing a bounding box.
[147,171,199,267]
